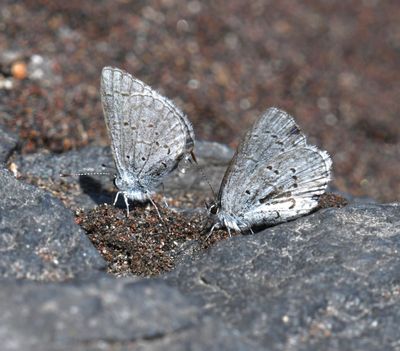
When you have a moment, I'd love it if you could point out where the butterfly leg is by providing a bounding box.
[113,191,121,206]
[205,222,219,240]
[162,198,169,208]
[200,216,211,233]
[238,219,251,234]
[147,196,164,223]
[159,183,169,208]
[123,193,130,216]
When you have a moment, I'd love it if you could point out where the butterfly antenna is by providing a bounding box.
[185,150,217,199]
[193,157,217,200]
[60,171,114,177]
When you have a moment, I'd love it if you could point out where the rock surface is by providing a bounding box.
[165,203,400,350]
[0,168,105,280]
[0,276,261,351]
[0,125,19,164]
[13,145,116,210]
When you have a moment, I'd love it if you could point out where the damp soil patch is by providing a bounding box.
[76,199,234,277]
[317,192,348,209]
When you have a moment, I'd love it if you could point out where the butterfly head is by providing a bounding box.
[205,201,244,234]
[205,200,220,216]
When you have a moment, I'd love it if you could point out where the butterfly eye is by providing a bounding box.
[209,203,219,215]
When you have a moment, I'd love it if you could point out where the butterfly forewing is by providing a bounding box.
[236,146,331,225]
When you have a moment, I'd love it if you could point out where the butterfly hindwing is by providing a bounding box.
[100,67,195,191]
[118,91,192,189]
[231,146,331,226]
[217,107,332,229]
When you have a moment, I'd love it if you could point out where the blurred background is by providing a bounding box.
[0,0,399,202]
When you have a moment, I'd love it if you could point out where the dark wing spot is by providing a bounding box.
[292,183,298,188]
[131,126,137,130]
[141,157,146,161]
[276,141,284,146]
[274,170,279,175]
[148,123,154,128]
[155,141,160,146]
[290,168,296,173]
[163,145,171,154]
[289,126,301,135]
[126,155,130,159]
[292,175,298,181]
[271,134,278,138]
[267,166,273,170]
[259,190,279,203]
[245,190,251,195]
[123,122,129,126]
[155,132,159,136]
[161,162,167,168]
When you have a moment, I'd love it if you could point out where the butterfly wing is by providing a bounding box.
[100,67,195,191]
[218,107,331,228]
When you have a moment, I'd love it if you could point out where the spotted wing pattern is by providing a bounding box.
[218,107,332,228]
[101,66,194,191]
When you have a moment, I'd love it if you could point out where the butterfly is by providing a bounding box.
[100,67,195,215]
[207,107,332,235]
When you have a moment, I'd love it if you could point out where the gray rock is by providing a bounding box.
[14,145,114,181]
[194,140,234,163]
[0,276,261,351]
[0,168,105,280]
[14,145,115,209]
[14,141,233,210]
[165,203,400,351]
[0,124,19,164]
